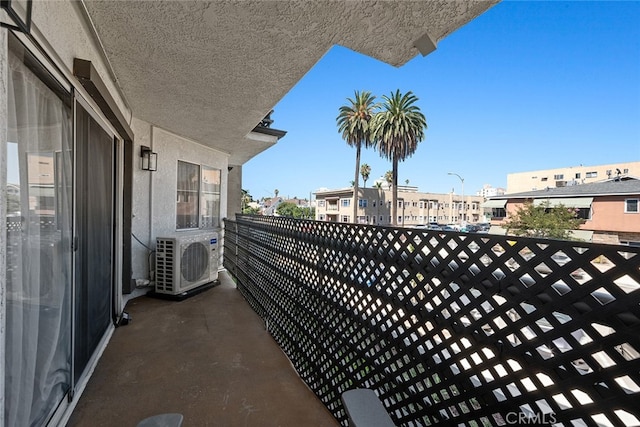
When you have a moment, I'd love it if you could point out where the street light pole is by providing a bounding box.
[448,172,465,227]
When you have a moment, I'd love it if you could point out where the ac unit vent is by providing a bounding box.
[155,233,218,295]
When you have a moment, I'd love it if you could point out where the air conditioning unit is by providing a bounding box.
[155,232,219,296]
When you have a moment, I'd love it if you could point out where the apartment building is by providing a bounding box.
[507,161,640,193]
[485,178,640,245]
[315,186,486,226]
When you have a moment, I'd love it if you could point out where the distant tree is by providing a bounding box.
[384,171,393,189]
[276,202,298,217]
[372,90,427,225]
[337,90,377,223]
[6,192,20,214]
[360,164,371,188]
[274,189,279,198]
[299,206,316,219]
[405,179,410,186]
[276,202,315,219]
[503,201,585,240]
[243,206,260,215]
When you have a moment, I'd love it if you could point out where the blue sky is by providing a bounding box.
[243,1,640,201]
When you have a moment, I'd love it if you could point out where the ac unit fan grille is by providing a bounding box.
[181,242,209,282]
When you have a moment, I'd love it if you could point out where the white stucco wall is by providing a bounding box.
[130,118,154,282]
[30,1,132,120]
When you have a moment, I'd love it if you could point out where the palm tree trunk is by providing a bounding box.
[353,144,361,223]
[391,156,398,226]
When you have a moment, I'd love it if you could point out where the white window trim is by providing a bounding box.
[624,198,639,213]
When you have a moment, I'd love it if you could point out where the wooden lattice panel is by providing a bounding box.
[224,215,640,427]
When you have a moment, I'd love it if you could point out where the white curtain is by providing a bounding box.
[5,46,73,427]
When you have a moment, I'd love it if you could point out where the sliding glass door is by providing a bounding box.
[73,100,116,384]
[5,35,121,426]
[5,38,74,427]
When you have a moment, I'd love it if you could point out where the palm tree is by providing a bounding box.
[372,90,427,226]
[360,163,371,188]
[337,90,377,223]
[374,181,383,224]
[384,171,393,190]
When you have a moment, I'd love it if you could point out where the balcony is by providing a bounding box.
[69,215,640,426]
[66,271,338,426]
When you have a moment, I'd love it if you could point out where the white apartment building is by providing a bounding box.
[507,161,640,193]
[315,186,486,226]
[477,184,505,198]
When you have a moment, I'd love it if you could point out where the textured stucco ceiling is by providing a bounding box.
[82,0,498,164]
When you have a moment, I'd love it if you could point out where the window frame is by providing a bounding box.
[625,198,639,214]
[176,160,221,230]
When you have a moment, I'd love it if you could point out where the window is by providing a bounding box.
[541,177,548,182]
[575,173,581,179]
[341,215,349,222]
[575,208,591,220]
[586,171,597,178]
[341,199,350,207]
[625,199,639,213]
[176,161,221,229]
[358,199,368,208]
[318,200,325,207]
[554,174,564,180]
[492,208,506,218]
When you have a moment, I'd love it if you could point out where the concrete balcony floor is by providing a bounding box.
[66,271,338,427]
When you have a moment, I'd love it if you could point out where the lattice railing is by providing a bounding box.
[223,215,640,427]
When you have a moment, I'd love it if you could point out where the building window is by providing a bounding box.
[341,215,349,222]
[554,174,564,180]
[341,199,350,207]
[319,214,325,220]
[625,199,639,213]
[624,168,629,174]
[575,173,581,179]
[318,200,325,207]
[492,208,506,219]
[586,171,597,178]
[358,199,368,208]
[541,177,548,182]
[176,161,221,230]
[575,208,591,220]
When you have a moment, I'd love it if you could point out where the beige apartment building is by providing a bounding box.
[507,161,640,193]
[315,186,486,227]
